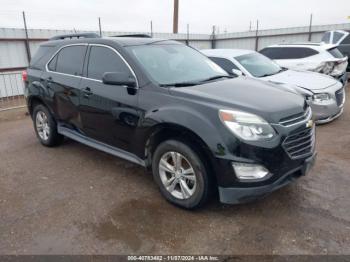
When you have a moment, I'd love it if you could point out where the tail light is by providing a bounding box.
[22,70,28,82]
[314,62,334,75]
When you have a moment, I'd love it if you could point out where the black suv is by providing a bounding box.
[24,33,316,209]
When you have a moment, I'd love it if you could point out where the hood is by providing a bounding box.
[169,77,306,124]
[263,69,338,91]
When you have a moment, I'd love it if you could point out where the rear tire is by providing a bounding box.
[152,139,211,209]
[33,104,63,147]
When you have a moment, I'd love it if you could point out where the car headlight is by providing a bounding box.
[219,109,276,141]
[312,93,331,103]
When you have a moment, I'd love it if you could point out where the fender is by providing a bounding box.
[134,104,233,160]
[26,79,54,117]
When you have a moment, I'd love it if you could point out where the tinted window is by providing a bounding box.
[48,55,57,71]
[328,47,344,58]
[333,32,345,44]
[342,34,350,44]
[260,47,318,59]
[209,57,239,74]
[55,45,87,75]
[87,46,131,80]
[30,46,55,70]
[321,32,331,43]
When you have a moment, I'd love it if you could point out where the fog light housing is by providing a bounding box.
[232,162,269,181]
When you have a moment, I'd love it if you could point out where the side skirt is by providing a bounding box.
[57,125,146,167]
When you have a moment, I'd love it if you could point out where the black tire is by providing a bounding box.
[152,139,212,209]
[32,104,64,147]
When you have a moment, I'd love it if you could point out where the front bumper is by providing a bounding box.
[309,85,346,124]
[219,153,316,204]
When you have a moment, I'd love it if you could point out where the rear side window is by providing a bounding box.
[48,55,57,71]
[50,45,87,75]
[87,46,131,80]
[260,47,318,60]
[341,34,350,44]
[328,47,344,58]
[333,32,345,44]
[209,57,239,74]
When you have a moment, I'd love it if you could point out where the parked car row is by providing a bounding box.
[25,32,347,209]
[202,49,346,124]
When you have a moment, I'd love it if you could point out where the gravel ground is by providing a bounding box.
[0,88,349,255]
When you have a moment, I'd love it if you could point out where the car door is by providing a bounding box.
[78,44,139,151]
[42,44,88,129]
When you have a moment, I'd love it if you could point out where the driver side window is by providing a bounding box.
[87,46,131,80]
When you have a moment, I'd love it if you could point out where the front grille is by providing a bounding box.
[335,88,345,106]
[283,127,315,159]
[279,107,311,127]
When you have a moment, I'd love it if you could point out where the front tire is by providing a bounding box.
[33,104,63,147]
[152,139,211,209]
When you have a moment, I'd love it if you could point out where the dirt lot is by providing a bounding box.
[0,89,349,255]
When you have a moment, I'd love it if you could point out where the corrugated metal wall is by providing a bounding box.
[1,23,350,71]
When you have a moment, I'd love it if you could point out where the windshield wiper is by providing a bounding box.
[159,81,201,87]
[159,75,233,88]
[200,75,234,82]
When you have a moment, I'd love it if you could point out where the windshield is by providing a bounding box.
[126,44,227,85]
[235,52,282,77]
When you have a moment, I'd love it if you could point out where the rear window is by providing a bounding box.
[259,47,319,60]
[30,46,56,70]
[50,45,87,76]
[328,47,344,58]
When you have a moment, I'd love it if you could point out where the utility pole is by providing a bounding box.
[150,20,153,37]
[186,23,189,45]
[22,11,31,63]
[249,21,252,31]
[98,17,102,37]
[211,25,216,49]
[255,20,259,51]
[308,14,313,41]
[173,0,179,33]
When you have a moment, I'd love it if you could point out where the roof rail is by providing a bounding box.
[49,33,100,41]
[113,34,152,38]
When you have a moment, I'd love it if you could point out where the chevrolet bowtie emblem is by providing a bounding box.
[306,119,314,128]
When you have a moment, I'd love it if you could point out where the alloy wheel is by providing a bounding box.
[158,151,197,200]
[36,111,50,141]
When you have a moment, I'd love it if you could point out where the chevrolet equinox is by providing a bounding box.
[24,33,316,209]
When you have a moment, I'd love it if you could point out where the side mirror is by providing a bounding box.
[102,72,137,87]
[232,69,243,76]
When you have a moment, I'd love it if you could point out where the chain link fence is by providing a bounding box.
[0,72,26,111]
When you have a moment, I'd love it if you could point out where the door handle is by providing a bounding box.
[82,87,93,98]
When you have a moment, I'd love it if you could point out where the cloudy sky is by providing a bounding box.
[0,0,349,34]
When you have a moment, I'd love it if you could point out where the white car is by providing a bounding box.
[259,43,348,85]
[202,49,345,124]
[321,30,350,72]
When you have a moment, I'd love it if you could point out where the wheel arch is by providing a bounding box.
[144,123,218,185]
